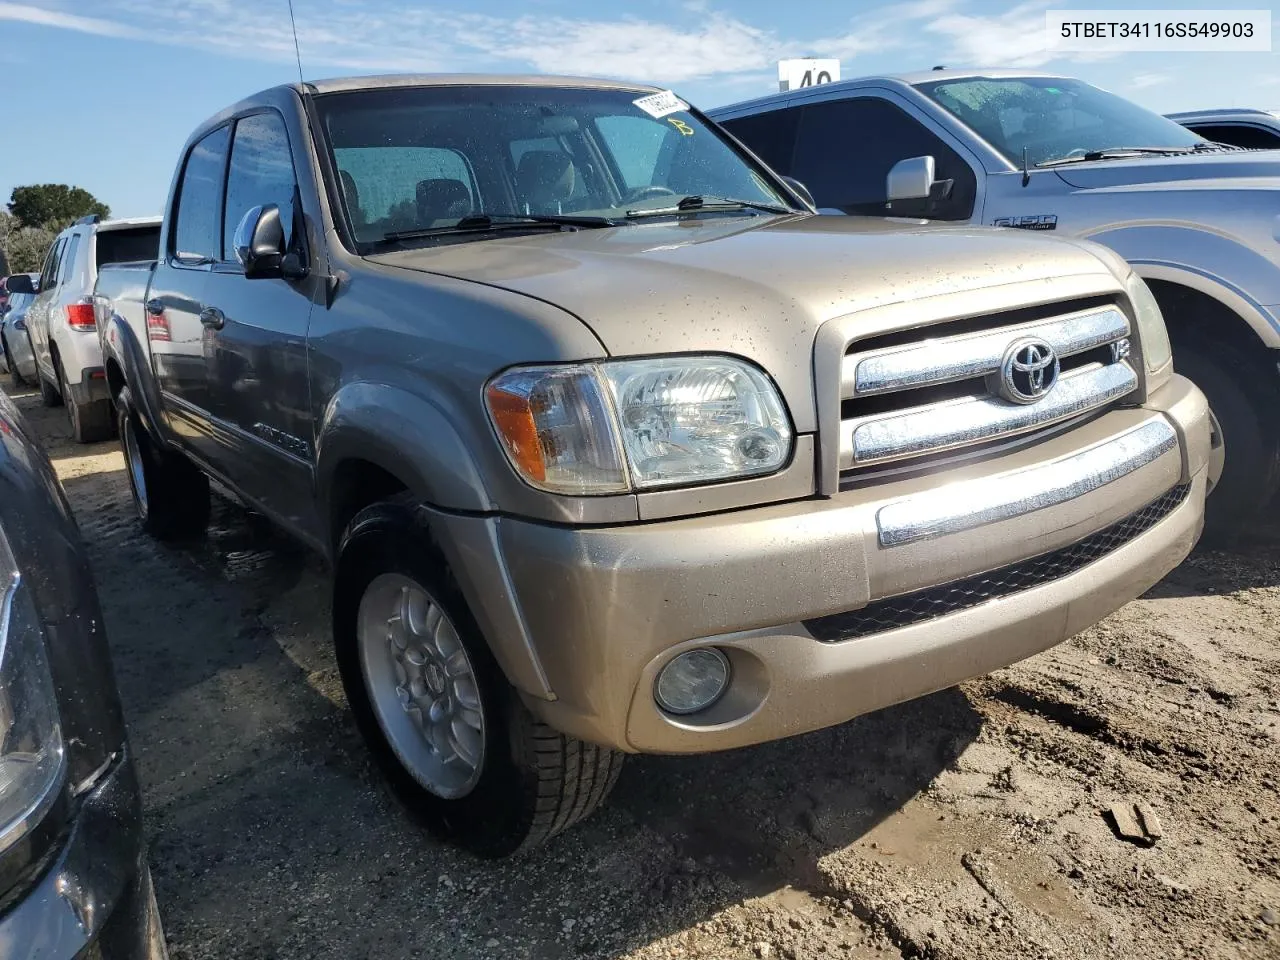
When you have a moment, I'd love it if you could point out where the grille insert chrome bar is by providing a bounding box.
[844,306,1130,398]
[875,418,1177,547]
[840,361,1137,469]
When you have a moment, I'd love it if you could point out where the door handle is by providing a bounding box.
[145,298,164,317]
[199,307,225,330]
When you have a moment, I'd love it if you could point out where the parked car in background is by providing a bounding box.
[1,273,41,386]
[5,214,161,442]
[710,69,1280,540]
[0,387,166,957]
[95,74,1209,856]
[1167,108,1280,150]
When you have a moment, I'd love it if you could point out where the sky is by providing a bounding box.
[2,0,1278,218]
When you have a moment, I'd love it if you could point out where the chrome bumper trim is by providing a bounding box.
[875,419,1178,547]
[843,306,1130,397]
[841,361,1137,468]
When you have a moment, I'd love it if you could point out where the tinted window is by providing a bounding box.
[790,97,976,220]
[173,125,231,263]
[223,113,298,260]
[719,108,801,173]
[60,234,81,284]
[96,226,161,267]
[39,239,64,290]
[1187,123,1280,150]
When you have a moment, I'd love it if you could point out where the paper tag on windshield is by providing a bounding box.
[633,90,689,118]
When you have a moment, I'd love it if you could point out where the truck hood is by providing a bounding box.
[1054,150,1280,191]
[369,214,1116,431]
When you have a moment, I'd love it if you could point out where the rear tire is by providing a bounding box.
[1174,337,1280,544]
[333,495,623,858]
[61,362,113,443]
[37,370,61,407]
[118,394,210,540]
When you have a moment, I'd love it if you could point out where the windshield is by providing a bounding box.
[314,85,790,248]
[916,76,1206,167]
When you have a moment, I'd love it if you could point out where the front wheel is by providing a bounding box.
[1174,338,1280,544]
[334,496,623,857]
[3,336,24,388]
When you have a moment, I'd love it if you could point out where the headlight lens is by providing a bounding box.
[0,530,64,852]
[486,357,793,494]
[1126,272,1172,375]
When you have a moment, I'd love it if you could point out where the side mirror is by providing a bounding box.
[780,176,816,210]
[3,274,35,296]
[886,155,936,202]
[234,204,287,279]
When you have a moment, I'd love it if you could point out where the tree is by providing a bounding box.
[8,184,109,229]
[0,210,57,274]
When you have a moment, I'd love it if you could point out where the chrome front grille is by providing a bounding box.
[839,304,1136,474]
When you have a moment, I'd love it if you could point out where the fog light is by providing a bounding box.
[654,648,730,715]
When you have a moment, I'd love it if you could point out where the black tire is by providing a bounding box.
[3,336,24,388]
[118,393,210,540]
[333,495,624,858]
[1174,337,1280,544]
[37,369,61,407]
[61,362,113,443]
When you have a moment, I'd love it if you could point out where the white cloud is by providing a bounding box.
[1130,73,1171,90]
[0,0,1119,86]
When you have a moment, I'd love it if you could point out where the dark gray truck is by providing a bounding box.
[94,74,1209,856]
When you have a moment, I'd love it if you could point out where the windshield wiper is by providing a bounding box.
[380,212,619,243]
[1037,146,1201,167]
[625,194,792,218]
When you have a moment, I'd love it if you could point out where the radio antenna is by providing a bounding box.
[287,0,305,85]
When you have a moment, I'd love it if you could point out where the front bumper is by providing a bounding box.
[0,749,166,959]
[435,375,1209,755]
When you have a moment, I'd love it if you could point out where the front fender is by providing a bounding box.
[102,313,169,442]
[1082,224,1280,348]
[314,380,490,517]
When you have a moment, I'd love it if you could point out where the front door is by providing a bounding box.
[200,109,317,534]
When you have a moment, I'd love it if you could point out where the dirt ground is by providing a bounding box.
[14,381,1280,960]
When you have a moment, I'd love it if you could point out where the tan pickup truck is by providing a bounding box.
[93,74,1211,856]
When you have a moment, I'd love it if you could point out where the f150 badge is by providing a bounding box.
[993,214,1058,231]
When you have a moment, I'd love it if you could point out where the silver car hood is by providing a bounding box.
[1054,150,1280,190]
[371,214,1116,430]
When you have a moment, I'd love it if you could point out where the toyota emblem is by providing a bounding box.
[995,337,1059,404]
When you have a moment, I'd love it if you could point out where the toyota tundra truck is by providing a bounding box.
[93,74,1210,857]
[710,69,1279,540]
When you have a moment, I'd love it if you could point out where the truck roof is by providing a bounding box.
[1166,108,1280,121]
[297,73,663,96]
[709,68,1070,116]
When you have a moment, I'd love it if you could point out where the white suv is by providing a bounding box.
[20,215,161,441]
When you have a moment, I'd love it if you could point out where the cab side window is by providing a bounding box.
[719,108,801,174]
[790,97,977,220]
[222,112,299,261]
[1188,123,1280,150]
[173,125,232,264]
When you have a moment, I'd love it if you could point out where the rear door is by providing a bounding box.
[200,109,317,531]
[25,236,67,381]
[148,123,230,463]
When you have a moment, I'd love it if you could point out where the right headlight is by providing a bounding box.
[0,528,65,854]
[1125,272,1173,386]
[485,356,794,494]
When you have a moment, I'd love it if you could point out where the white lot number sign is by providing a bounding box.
[778,58,840,92]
